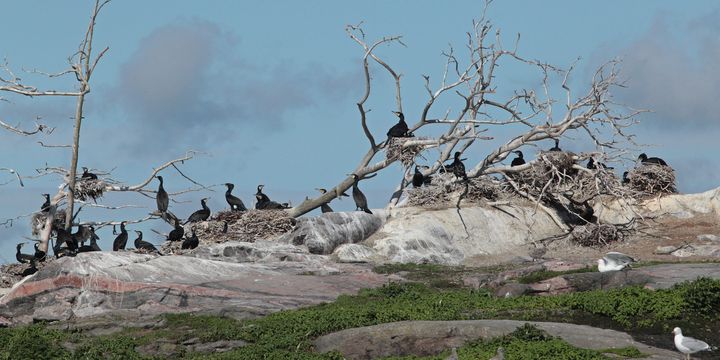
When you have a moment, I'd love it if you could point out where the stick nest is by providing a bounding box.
[569,222,634,247]
[182,210,296,245]
[386,137,428,167]
[625,164,677,197]
[0,258,52,288]
[30,210,67,237]
[74,179,106,202]
[404,173,506,208]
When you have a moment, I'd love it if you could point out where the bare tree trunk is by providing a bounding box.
[65,89,86,230]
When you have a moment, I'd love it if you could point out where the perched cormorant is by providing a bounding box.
[133,230,158,252]
[412,166,433,188]
[586,157,613,170]
[81,167,98,180]
[182,229,199,250]
[72,225,92,247]
[156,175,169,213]
[20,260,38,276]
[16,243,35,264]
[255,185,288,210]
[622,171,630,185]
[315,188,334,213]
[41,193,51,213]
[548,139,562,152]
[33,243,46,262]
[638,153,667,166]
[78,226,101,252]
[386,111,410,139]
[185,198,211,223]
[510,151,525,167]
[57,228,78,253]
[224,183,247,211]
[113,221,128,251]
[167,218,184,242]
[351,174,372,214]
[451,152,467,180]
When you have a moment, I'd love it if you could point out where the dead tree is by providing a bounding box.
[289,1,641,218]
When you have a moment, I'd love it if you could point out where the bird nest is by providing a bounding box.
[188,210,296,243]
[404,173,505,208]
[625,164,677,197]
[0,257,52,287]
[74,179,106,202]
[569,222,634,247]
[386,137,428,167]
[30,210,67,237]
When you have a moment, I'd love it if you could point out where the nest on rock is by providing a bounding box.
[386,136,428,167]
[569,222,634,247]
[74,178,106,202]
[0,257,51,287]
[625,164,677,197]
[30,210,67,237]
[188,210,296,244]
[404,173,506,208]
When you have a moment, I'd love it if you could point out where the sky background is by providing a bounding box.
[1,1,719,263]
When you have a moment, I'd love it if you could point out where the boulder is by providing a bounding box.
[597,187,720,224]
[332,244,377,263]
[276,211,387,254]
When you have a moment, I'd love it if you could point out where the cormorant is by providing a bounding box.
[587,157,613,170]
[16,243,35,264]
[156,175,169,213]
[548,139,562,152]
[351,174,372,214]
[33,243,46,262]
[167,218,184,242]
[133,230,158,252]
[185,198,211,223]
[255,185,288,210]
[41,193,51,213]
[113,221,128,251]
[451,152,467,181]
[57,228,77,253]
[78,227,101,252]
[81,167,98,180]
[182,229,199,250]
[315,188,334,213]
[510,151,525,167]
[622,171,630,185]
[386,111,410,139]
[20,260,38,276]
[638,153,667,166]
[72,225,92,247]
[412,166,433,187]
[224,183,247,211]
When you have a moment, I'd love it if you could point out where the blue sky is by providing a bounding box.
[1,1,719,262]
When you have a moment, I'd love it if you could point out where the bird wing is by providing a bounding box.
[604,252,636,264]
[681,337,710,352]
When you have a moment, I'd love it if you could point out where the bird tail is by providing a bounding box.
[363,208,373,214]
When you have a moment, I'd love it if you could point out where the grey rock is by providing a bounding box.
[494,283,530,298]
[313,320,681,359]
[697,234,719,242]
[333,244,377,263]
[671,244,720,257]
[190,340,247,353]
[277,212,386,254]
[655,245,680,255]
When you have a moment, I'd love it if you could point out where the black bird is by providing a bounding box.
[20,260,38,276]
[156,175,169,213]
[167,218,184,242]
[72,224,92,247]
[182,229,199,250]
[16,243,35,264]
[58,228,78,253]
[451,152,467,180]
[638,153,667,166]
[548,139,562,152]
[113,221,128,251]
[255,185,288,210]
[622,171,630,185]
[351,174,372,214]
[41,193,51,213]
[81,167,98,180]
[586,157,614,170]
[225,183,247,211]
[315,188,334,213]
[78,227,101,252]
[133,230,158,252]
[511,151,525,167]
[33,243,46,262]
[386,111,410,140]
[185,198,211,223]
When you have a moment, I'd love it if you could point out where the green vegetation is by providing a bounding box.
[0,278,718,359]
[516,266,595,284]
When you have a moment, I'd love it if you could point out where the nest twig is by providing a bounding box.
[569,222,634,247]
[625,164,677,197]
[386,137,428,167]
[404,173,506,208]
[74,179,106,202]
[30,210,66,237]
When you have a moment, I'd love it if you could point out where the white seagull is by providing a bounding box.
[673,327,710,360]
[597,252,636,272]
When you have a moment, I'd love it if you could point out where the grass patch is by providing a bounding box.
[598,346,647,358]
[0,278,718,359]
[516,266,595,284]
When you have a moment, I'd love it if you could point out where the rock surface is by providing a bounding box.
[597,187,720,224]
[313,320,682,359]
[277,211,387,254]
[0,251,391,325]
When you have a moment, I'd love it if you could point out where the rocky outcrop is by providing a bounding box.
[277,211,387,254]
[0,251,391,325]
[597,187,720,224]
[313,320,682,359]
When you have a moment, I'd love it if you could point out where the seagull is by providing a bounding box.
[597,252,636,272]
[673,327,710,360]
[489,346,505,360]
